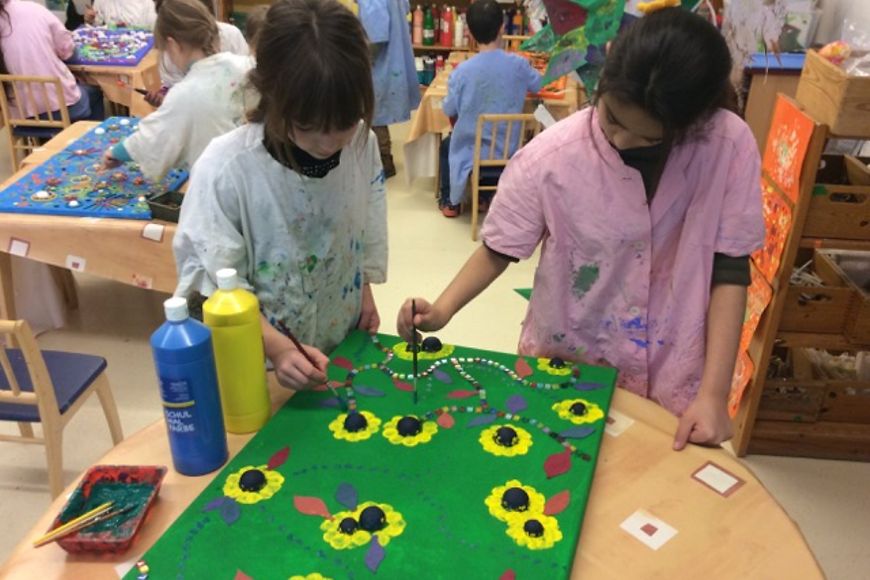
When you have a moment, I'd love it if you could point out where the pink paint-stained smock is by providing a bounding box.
[481,107,764,415]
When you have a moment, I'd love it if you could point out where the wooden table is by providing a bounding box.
[0,122,177,320]
[68,50,159,119]
[403,52,585,188]
[0,384,823,579]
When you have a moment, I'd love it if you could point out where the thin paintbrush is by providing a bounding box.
[34,504,136,548]
[411,299,419,404]
[276,320,347,410]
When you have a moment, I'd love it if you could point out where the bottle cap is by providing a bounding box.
[164,296,189,322]
[216,268,239,291]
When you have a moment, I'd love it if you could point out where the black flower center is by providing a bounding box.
[494,426,519,447]
[343,411,368,433]
[405,343,420,353]
[501,487,530,511]
[338,517,358,535]
[238,469,267,492]
[421,336,443,353]
[359,506,387,532]
[549,357,566,369]
[524,519,545,537]
[570,402,587,416]
[397,416,422,437]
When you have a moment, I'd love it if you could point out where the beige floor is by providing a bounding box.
[0,122,868,578]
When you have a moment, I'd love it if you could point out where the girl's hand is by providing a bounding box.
[271,345,329,391]
[357,283,380,334]
[101,149,121,171]
[396,298,449,343]
[673,391,734,450]
[145,88,166,108]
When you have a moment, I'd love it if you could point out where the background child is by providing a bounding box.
[359,0,420,178]
[173,0,387,391]
[398,8,763,450]
[101,0,251,180]
[0,0,103,121]
[243,5,268,55]
[156,0,248,90]
[438,0,541,217]
[86,0,156,28]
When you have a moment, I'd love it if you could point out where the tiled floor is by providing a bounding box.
[0,123,868,577]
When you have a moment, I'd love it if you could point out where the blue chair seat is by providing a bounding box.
[0,349,107,422]
[12,125,63,140]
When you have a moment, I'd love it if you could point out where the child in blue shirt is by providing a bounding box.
[439,0,541,217]
[359,0,420,178]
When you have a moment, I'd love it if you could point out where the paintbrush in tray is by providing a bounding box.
[275,319,347,410]
[33,503,136,548]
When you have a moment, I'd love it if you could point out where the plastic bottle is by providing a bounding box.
[203,268,271,434]
[413,5,423,45]
[435,54,445,75]
[431,4,440,43]
[453,10,464,48]
[151,297,228,476]
[423,5,435,46]
[441,5,453,47]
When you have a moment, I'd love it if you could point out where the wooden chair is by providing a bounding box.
[0,75,71,171]
[469,113,541,240]
[0,319,123,498]
[503,35,532,52]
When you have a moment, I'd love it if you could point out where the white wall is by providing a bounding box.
[815,0,870,44]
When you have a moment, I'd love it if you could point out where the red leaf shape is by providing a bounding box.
[544,449,572,479]
[294,496,331,519]
[446,389,478,399]
[514,357,533,378]
[394,379,415,392]
[437,413,455,429]
[333,356,355,371]
[268,446,290,470]
[544,490,571,515]
[500,570,516,580]
[234,572,252,580]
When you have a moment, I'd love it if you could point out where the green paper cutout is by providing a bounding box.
[129,332,616,579]
[514,288,533,300]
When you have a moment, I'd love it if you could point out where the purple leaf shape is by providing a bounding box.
[202,496,229,512]
[432,369,453,384]
[465,414,497,428]
[365,536,385,573]
[320,397,341,408]
[336,482,358,511]
[506,394,527,414]
[354,385,386,397]
[220,499,241,526]
[560,426,596,439]
[573,382,601,391]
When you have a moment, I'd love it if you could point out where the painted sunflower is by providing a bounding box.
[222,464,284,505]
[484,480,546,522]
[505,512,563,550]
[328,410,381,442]
[321,501,406,549]
[382,415,438,446]
[289,575,332,580]
[536,357,573,376]
[391,337,454,361]
[479,424,533,457]
[552,399,605,425]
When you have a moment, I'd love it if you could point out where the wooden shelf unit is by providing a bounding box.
[732,87,870,461]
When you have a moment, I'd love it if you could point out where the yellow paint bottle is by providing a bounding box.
[203,268,270,433]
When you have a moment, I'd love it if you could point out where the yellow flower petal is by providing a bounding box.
[536,357,573,376]
[552,399,605,425]
[328,411,382,442]
[505,512,563,550]
[479,424,534,457]
[392,341,455,361]
[222,465,284,505]
[484,479,547,522]
[382,416,438,446]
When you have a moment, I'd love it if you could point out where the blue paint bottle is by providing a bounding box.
[150,297,228,475]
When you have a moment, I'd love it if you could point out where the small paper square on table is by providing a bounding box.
[8,238,29,257]
[692,461,745,497]
[605,409,635,437]
[620,509,678,550]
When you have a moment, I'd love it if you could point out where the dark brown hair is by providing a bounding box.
[154,0,220,55]
[248,0,374,164]
[245,5,269,45]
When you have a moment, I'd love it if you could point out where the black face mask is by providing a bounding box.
[263,138,342,179]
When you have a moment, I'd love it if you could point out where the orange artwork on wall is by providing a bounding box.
[752,178,794,284]
[728,350,755,418]
[739,263,773,353]
[762,95,815,204]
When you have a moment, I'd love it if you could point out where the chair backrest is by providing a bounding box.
[472,113,541,170]
[0,320,58,423]
[0,75,71,131]
[503,35,531,52]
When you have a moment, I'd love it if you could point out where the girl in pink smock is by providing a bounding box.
[397,8,764,451]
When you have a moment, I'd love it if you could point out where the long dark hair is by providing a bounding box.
[598,8,733,144]
[247,0,374,166]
